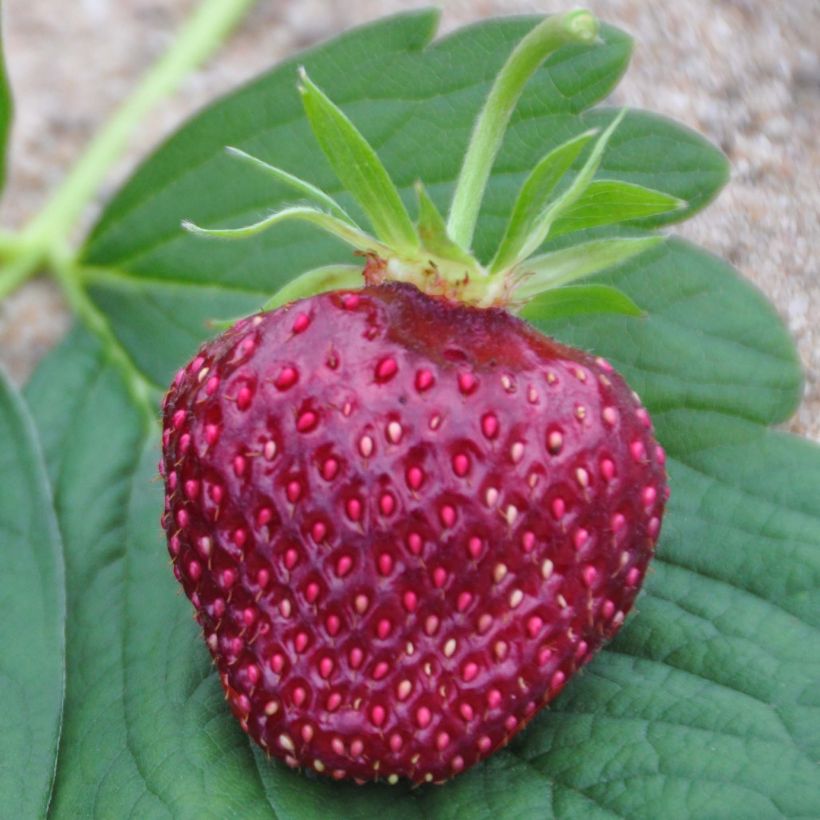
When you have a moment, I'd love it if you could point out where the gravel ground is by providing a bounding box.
[0,0,817,440]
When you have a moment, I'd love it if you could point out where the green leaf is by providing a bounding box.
[489,129,597,273]
[548,180,685,238]
[27,329,820,818]
[519,283,643,320]
[0,370,65,817]
[51,18,813,814]
[225,146,355,223]
[25,330,278,817]
[512,235,663,299]
[299,68,419,253]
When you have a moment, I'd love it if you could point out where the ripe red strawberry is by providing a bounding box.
[161,281,666,784]
[163,10,676,785]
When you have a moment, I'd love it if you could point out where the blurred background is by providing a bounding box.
[0,0,817,440]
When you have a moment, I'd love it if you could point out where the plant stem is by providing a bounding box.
[446,10,599,250]
[19,0,258,267]
[52,259,159,431]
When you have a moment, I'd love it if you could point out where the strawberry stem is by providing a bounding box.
[446,10,599,250]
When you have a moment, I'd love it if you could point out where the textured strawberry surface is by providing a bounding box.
[160,282,667,784]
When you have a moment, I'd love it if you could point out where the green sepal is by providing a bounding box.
[489,129,598,274]
[224,146,354,223]
[415,182,479,270]
[261,264,363,311]
[512,235,662,300]
[207,264,364,330]
[510,109,627,268]
[549,179,686,238]
[183,205,392,256]
[298,68,419,254]
[519,283,644,322]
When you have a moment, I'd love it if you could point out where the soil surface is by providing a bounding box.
[1,0,817,440]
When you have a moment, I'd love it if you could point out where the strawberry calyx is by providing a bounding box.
[184,9,684,315]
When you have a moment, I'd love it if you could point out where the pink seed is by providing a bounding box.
[325,614,340,636]
[305,582,320,603]
[573,528,589,549]
[458,372,478,395]
[581,565,597,587]
[602,599,616,619]
[371,705,386,727]
[487,689,502,709]
[296,410,318,433]
[415,369,435,392]
[346,498,362,522]
[327,692,342,711]
[205,375,220,395]
[601,458,616,481]
[311,521,327,542]
[406,466,424,490]
[526,615,544,638]
[642,486,657,507]
[349,647,364,669]
[375,357,398,382]
[551,497,566,520]
[655,445,667,465]
[467,536,483,559]
[522,531,536,553]
[373,661,389,680]
[233,455,246,477]
[335,555,353,577]
[389,733,403,752]
[432,567,448,588]
[321,458,339,481]
[275,366,298,390]
[630,440,647,462]
[626,567,641,586]
[172,410,186,430]
[236,386,253,411]
[205,424,219,446]
[452,453,470,477]
[377,553,394,576]
[184,479,199,500]
[478,736,492,753]
[550,670,566,692]
[407,532,423,555]
[376,619,392,640]
[457,591,473,612]
[459,703,474,721]
[379,493,395,516]
[286,480,301,503]
[439,505,456,528]
[292,313,310,334]
[402,590,418,612]
[436,732,450,750]
[481,412,499,439]
[462,661,479,682]
[416,706,432,729]
[292,686,306,707]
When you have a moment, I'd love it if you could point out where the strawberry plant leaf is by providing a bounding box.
[26,327,819,818]
[0,369,64,817]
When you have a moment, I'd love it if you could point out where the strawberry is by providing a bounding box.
[162,11,674,784]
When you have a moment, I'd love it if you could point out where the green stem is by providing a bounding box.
[53,260,159,430]
[20,0,258,261]
[446,10,599,249]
